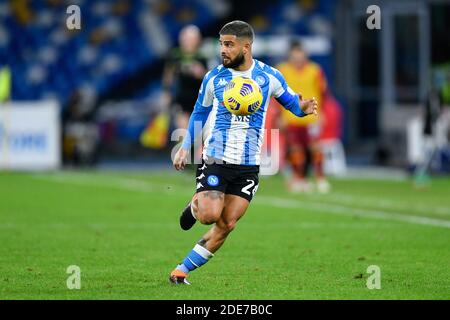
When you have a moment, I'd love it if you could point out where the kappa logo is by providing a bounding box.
[196,182,204,189]
[218,78,228,87]
[196,173,205,180]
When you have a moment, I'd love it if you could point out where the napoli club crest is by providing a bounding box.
[207,175,220,187]
[255,75,266,86]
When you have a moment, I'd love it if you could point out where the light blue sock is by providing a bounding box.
[176,244,214,274]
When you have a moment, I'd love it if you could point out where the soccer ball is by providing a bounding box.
[223,77,263,116]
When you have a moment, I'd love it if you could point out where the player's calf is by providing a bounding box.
[209,219,237,245]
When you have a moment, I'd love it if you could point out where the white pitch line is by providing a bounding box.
[32,173,450,229]
[305,192,450,217]
[255,196,450,229]
[41,172,450,217]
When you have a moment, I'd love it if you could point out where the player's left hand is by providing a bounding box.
[301,97,318,116]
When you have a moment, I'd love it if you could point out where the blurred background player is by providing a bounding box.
[162,24,208,138]
[413,87,444,186]
[62,89,99,166]
[277,40,330,193]
[316,89,345,177]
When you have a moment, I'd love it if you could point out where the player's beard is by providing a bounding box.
[222,51,245,69]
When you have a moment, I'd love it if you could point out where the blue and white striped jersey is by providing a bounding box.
[182,59,306,166]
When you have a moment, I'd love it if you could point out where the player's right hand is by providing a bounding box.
[173,147,189,171]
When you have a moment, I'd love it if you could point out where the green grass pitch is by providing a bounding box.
[0,170,449,299]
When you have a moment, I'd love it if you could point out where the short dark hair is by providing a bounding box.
[219,20,254,42]
[289,39,303,51]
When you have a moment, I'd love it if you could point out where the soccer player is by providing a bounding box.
[169,21,318,284]
[277,41,330,193]
[162,24,208,132]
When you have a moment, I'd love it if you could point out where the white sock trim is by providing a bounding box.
[187,257,199,268]
[194,244,214,259]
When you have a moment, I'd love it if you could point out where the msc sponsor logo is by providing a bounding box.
[232,114,251,123]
